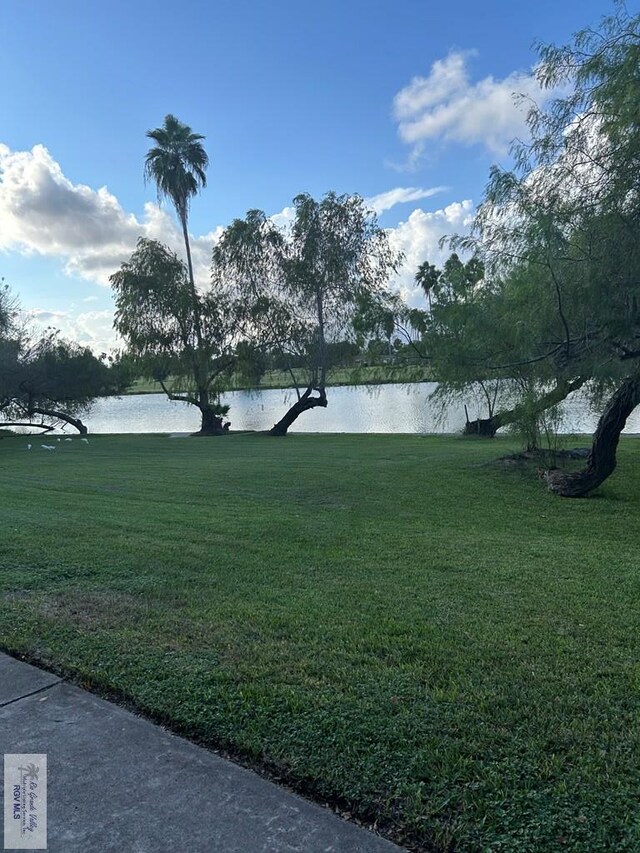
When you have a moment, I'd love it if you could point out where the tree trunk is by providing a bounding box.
[197,406,227,435]
[463,377,586,438]
[179,209,203,348]
[0,421,56,434]
[180,211,196,296]
[269,386,327,436]
[463,415,500,437]
[30,407,88,434]
[545,374,640,497]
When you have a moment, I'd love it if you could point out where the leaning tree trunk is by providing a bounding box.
[30,406,88,434]
[463,377,586,437]
[269,386,327,436]
[545,374,640,498]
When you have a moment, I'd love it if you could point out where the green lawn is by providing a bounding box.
[1,433,639,851]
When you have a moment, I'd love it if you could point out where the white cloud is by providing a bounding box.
[394,52,472,120]
[268,188,448,223]
[28,307,116,354]
[269,206,295,229]
[387,200,475,306]
[2,142,476,347]
[0,143,219,288]
[365,185,447,215]
[393,51,550,158]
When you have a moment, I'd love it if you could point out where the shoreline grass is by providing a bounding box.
[124,364,435,395]
[1,434,639,851]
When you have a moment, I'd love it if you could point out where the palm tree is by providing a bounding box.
[144,115,209,304]
[415,261,439,312]
[144,116,224,433]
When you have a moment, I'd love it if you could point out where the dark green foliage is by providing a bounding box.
[1,285,127,432]
[111,238,240,432]
[413,9,640,481]
[214,193,401,432]
[15,335,126,413]
[144,114,208,222]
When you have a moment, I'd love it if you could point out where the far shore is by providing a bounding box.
[123,364,435,396]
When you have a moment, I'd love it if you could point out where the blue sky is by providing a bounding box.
[0,0,620,350]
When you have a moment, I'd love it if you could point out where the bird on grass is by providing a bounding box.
[41,444,56,451]
[80,438,89,444]
[26,444,32,451]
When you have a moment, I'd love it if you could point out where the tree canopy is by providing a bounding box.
[145,115,209,346]
[403,6,640,494]
[145,114,208,224]
[213,192,401,434]
[111,237,244,433]
[1,284,127,434]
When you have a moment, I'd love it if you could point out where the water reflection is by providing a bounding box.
[83,383,640,435]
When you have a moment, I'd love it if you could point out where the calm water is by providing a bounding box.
[81,383,640,435]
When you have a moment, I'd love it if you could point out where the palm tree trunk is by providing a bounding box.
[180,213,196,291]
[179,209,203,347]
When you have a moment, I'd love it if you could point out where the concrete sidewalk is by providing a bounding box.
[0,653,404,852]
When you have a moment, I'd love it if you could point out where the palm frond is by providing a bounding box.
[144,115,209,211]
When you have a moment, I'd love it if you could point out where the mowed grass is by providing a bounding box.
[1,433,639,851]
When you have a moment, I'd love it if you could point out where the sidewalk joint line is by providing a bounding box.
[0,679,63,708]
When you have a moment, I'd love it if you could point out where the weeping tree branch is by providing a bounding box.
[158,378,198,407]
[463,376,587,437]
[0,421,56,433]
[26,406,88,435]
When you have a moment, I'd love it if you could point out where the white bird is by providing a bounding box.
[41,444,55,451]
[64,438,73,442]
[57,438,61,442]
[80,438,89,444]
[27,444,32,451]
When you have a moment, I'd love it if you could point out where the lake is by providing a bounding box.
[81,383,640,435]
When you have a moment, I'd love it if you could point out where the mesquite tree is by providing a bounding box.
[452,7,640,495]
[111,238,242,434]
[214,192,401,434]
[5,333,127,434]
[417,255,587,441]
[1,285,127,434]
[355,255,586,443]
